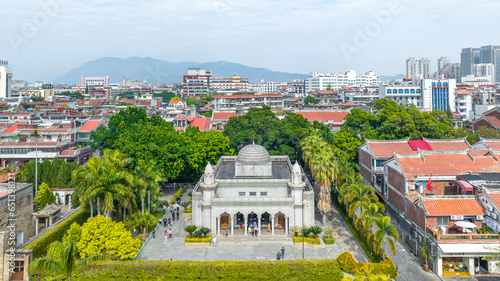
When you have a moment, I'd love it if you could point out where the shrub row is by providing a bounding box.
[74,259,344,280]
[293,236,320,245]
[337,252,397,279]
[170,186,186,204]
[24,208,89,258]
[185,236,211,243]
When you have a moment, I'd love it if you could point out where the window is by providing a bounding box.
[387,89,392,94]
[376,159,384,167]
[437,217,449,226]
[405,89,409,94]
[250,192,256,196]
[261,192,267,196]
[239,192,245,196]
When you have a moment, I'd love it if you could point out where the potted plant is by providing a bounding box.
[421,246,429,272]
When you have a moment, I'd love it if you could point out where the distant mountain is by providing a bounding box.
[55,57,306,84]
[379,74,406,81]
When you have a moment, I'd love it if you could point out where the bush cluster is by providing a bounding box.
[324,237,335,245]
[24,208,89,258]
[185,236,212,243]
[337,252,397,279]
[293,236,320,245]
[183,208,192,213]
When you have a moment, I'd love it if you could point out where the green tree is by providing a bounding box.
[304,96,319,104]
[373,216,399,260]
[33,182,56,211]
[124,212,157,239]
[133,159,163,213]
[476,126,500,139]
[72,150,135,219]
[153,91,176,104]
[29,241,108,281]
[77,215,142,260]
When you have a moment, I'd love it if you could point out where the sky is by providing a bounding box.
[1,0,499,81]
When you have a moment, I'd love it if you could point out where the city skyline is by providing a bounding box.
[1,0,499,81]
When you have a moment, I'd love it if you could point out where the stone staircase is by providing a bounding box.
[216,234,294,246]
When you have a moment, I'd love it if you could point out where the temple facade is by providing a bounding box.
[192,143,315,235]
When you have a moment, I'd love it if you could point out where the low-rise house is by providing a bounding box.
[296,111,349,131]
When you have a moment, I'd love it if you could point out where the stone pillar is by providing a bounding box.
[35,218,39,235]
[271,216,275,235]
[285,216,289,235]
[436,256,443,276]
[230,215,234,236]
[244,215,248,236]
[69,194,72,209]
[217,217,220,236]
[468,257,475,275]
[258,214,261,234]
[49,215,53,226]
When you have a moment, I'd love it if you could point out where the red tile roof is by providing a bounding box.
[3,122,22,133]
[190,118,211,131]
[484,140,500,150]
[80,120,101,132]
[169,100,184,104]
[296,112,348,123]
[426,139,471,151]
[0,112,13,116]
[309,90,338,95]
[487,193,500,209]
[174,115,188,121]
[469,149,490,157]
[422,198,484,216]
[408,140,433,151]
[397,153,500,179]
[60,150,77,156]
[366,140,416,158]
[212,112,237,120]
[486,116,500,129]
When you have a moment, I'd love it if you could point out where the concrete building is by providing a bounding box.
[192,143,315,235]
[213,94,282,112]
[480,45,500,85]
[0,63,13,99]
[438,57,450,73]
[472,63,495,84]
[0,183,34,246]
[406,57,418,80]
[421,78,457,112]
[379,85,422,108]
[419,58,431,78]
[442,63,460,81]
[183,69,212,95]
[210,76,249,93]
[460,75,493,87]
[305,70,380,92]
[78,76,109,88]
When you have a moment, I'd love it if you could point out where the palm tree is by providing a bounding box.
[301,131,338,225]
[28,241,108,280]
[360,202,385,255]
[347,183,378,224]
[72,150,135,219]
[373,216,399,260]
[184,225,198,238]
[309,226,323,238]
[289,226,302,237]
[125,212,156,239]
[133,159,163,213]
[29,129,41,197]
[180,201,190,209]
[199,227,210,238]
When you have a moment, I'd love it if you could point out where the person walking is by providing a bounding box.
[167,218,171,227]
[176,211,179,220]
[212,236,217,247]
[163,218,167,227]
[251,226,255,237]
[164,230,168,241]
[171,210,175,221]
[168,228,172,238]
[152,229,156,239]
[255,228,258,237]
[281,247,285,260]
[276,251,281,260]
[158,218,162,227]
[267,223,271,232]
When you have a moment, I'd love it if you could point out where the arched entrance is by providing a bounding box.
[235,212,245,235]
[219,212,230,235]
[261,212,271,235]
[275,212,287,234]
[248,212,257,235]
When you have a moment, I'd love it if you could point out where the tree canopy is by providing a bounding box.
[343,99,454,140]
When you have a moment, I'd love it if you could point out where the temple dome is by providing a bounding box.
[236,143,271,165]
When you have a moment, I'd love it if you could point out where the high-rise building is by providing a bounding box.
[461,47,481,77]
[183,69,212,95]
[472,63,495,84]
[406,57,418,80]
[0,60,13,99]
[480,45,500,85]
[418,58,431,78]
[438,57,450,73]
[442,63,460,81]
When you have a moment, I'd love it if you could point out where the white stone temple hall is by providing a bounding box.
[192,143,315,235]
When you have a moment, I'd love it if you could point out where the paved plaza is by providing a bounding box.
[139,188,445,281]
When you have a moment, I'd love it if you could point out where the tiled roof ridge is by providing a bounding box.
[422,137,467,143]
[418,148,469,155]
[365,137,410,143]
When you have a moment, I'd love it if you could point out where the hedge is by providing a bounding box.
[293,236,320,245]
[74,259,344,280]
[324,237,335,244]
[24,208,90,258]
[185,236,211,243]
[337,252,397,279]
[170,186,186,204]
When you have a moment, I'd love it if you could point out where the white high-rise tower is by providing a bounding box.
[0,60,13,99]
